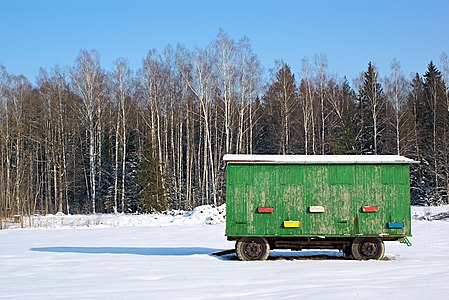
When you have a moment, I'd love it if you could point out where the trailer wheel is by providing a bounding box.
[236,237,270,261]
[351,237,385,260]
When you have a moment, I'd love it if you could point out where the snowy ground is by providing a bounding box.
[1,206,449,299]
[0,205,226,230]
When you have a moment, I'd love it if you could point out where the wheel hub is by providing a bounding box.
[361,241,378,257]
[245,241,263,259]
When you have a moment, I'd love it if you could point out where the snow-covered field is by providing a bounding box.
[1,206,449,299]
[0,205,226,230]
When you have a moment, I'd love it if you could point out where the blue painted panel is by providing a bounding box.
[388,222,404,229]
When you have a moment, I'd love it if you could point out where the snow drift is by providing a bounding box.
[1,204,226,229]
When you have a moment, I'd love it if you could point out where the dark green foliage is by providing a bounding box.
[356,62,387,155]
[327,78,359,154]
[408,73,427,205]
[124,130,141,212]
[97,132,115,213]
[421,62,448,204]
[257,63,299,154]
[137,139,168,213]
[406,63,449,205]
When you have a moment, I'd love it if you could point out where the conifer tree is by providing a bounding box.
[326,78,358,154]
[123,130,140,212]
[422,62,448,204]
[99,134,115,213]
[356,62,386,154]
[258,63,298,154]
[137,138,168,213]
[408,73,427,205]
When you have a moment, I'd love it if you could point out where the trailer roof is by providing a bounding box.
[223,154,418,164]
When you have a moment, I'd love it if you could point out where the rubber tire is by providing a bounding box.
[351,237,385,260]
[236,237,270,261]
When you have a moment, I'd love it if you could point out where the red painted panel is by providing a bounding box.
[258,207,274,213]
[362,206,379,213]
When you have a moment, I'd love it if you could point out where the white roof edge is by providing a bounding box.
[222,154,419,164]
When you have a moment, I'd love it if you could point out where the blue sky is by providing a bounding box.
[1,0,448,84]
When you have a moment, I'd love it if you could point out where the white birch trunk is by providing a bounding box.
[113,115,120,214]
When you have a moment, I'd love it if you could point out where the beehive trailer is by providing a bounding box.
[223,154,416,261]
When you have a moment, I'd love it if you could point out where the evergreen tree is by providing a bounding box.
[124,130,140,212]
[408,73,427,205]
[257,63,298,154]
[137,138,168,213]
[421,62,448,204]
[99,134,115,213]
[327,77,358,154]
[356,62,387,154]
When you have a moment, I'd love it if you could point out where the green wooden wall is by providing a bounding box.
[226,163,411,238]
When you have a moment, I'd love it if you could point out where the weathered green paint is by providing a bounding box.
[225,162,412,239]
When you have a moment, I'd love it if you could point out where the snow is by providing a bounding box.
[223,154,418,164]
[1,205,226,229]
[1,206,449,299]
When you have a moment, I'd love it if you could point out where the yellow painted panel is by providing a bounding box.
[283,221,301,228]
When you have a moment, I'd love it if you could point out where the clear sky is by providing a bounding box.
[1,0,448,84]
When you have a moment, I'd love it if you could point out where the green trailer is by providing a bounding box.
[223,154,416,261]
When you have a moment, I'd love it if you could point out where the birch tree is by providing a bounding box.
[37,67,70,214]
[214,30,236,154]
[71,49,106,213]
[180,47,217,205]
[385,59,410,155]
[300,58,316,154]
[314,54,328,154]
[176,45,196,208]
[236,36,262,154]
[0,66,11,219]
[111,59,131,213]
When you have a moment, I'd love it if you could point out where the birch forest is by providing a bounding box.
[1,31,448,219]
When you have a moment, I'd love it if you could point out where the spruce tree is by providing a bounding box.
[422,62,448,204]
[408,73,427,205]
[327,78,358,154]
[124,135,140,213]
[257,63,298,154]
[356,62,386,154]
[100,134,116,213]
[137,138,168,213]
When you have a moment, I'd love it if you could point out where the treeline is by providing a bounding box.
[0,31,448,218]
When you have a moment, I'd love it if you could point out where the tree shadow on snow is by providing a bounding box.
[30,247,220,256]
[30,247,394,261]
